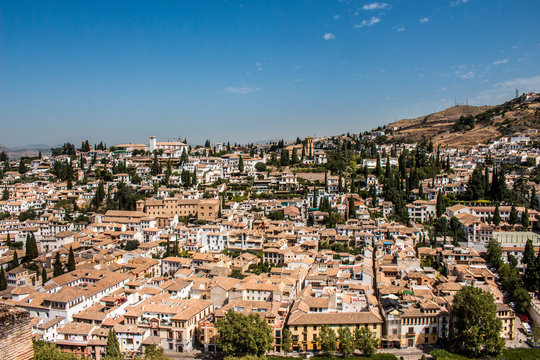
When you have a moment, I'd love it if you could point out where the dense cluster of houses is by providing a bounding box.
[0,133,539,359]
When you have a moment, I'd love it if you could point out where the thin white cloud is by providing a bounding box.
[451,0,469,7]
[354,16,381,28]
[333,15,340,20]
[453,64,476,79]
[493,59,509,65]
[460,70,475,79]
[419,17,429,23]
[396,27,405,32]
[323,33,336,40]
[224,85,260,94]
[256,62,262,71]
[474,75,540,104]
[362,2,389,10]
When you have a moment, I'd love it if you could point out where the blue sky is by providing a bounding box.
[1,0,540,148]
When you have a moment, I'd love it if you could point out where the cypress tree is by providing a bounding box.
[24,232,39,261]
[67,246,76,272]
[8,251,18,271]
[53,252,64,277]
[165,238,170,258]
[238,156,244,173]
[348,197,356,219]
[0,267,7,290]
[5,232,11,248]
[180,148,188,165]
[280,149,290,166]
[41,267,48,286]
[105,328,122,359]
[24,234,31,261]
[436,191,446,218]
[521,208,530,228]
[524,239,536,266]
[492,203,501,226]
[375,154,382,177]
[151,152,160,176]
[531,188,538,210]
[291,148,299,164]
[172,240,179,256]
[509,204,518,225]
[165,160,172,185]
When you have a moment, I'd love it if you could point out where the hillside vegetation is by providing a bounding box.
[386,95,540,147]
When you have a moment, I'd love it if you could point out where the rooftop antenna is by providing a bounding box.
[466,97,468,105]
[515,88,519,98]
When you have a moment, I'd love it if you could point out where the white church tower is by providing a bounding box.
[149,135,157,153]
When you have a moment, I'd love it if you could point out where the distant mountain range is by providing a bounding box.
[0,143,53,159]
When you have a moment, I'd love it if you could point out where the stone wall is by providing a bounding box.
[0,303,34,360]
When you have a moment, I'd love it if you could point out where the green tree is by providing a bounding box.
[7,251,18,271]
[512,287,531,314]
[435,216,448,244]
[41,267,48,286]
[215,310,273,356]
[255,162,266,172]
[180,148,189,165]
[337,326,354,357]
[375,154,382,177]
[451,286,504,357]
[531,187,538,210]
[509,204,518,225]
[465,166,486,200]
[105,328,122,359]
[18,160,28,174]
[1,188,8,200]
[353,326,378,357]
[418,183,424,200]
[492,203,501,226]
[53,252,64,277]
[524,239,536,266]
[317,324,337,354]
[348,197,356,219]
[5,232,11,248]
[523,249,540,292]
[25,232,39,261]
[125,240,140,251]
[280,149,290,167]
[165,160,172,185]
[34,339,79,360]
[0,267,7,291]
[281,328,292,353]
[151,153,161,176]
[521,208,530,228]
[291,148,299,164]
[486,238,503,271]
[238,156,244,173]
[436,191,446,218]
[142,344,169,360]
[507,254,518,268]
[67,246,76,272]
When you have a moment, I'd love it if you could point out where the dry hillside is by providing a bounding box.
[386,96,540,147]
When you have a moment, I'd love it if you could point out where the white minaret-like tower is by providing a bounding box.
[149,135,157,152]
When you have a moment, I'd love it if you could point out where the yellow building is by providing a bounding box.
[137,197,219,223]
[287,311,383,352]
